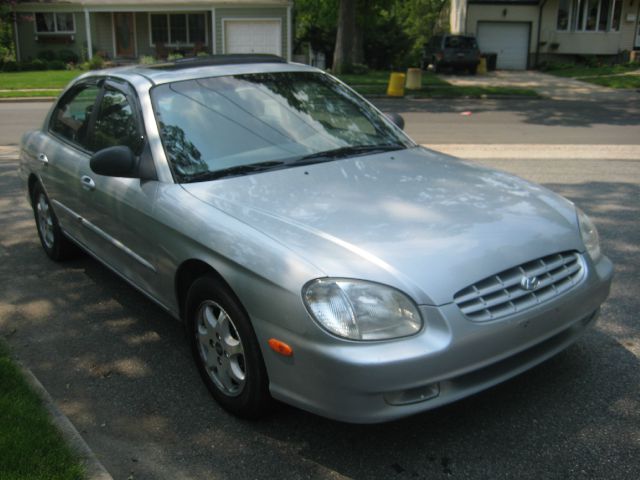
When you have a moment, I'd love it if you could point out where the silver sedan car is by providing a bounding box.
[19,55,613,423]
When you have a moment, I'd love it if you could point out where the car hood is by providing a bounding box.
[182,147,582,305]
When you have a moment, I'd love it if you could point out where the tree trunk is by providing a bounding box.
[332,0,357,73]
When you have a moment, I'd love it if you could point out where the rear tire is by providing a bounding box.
[32,183,77,261]
[185,274,271,419]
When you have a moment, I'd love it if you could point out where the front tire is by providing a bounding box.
[32,183,76,261]
[185,274,271,419]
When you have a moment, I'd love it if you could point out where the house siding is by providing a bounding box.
[92,13,115,58]
[540,0,637,55]
[15,11,88,61]
[214,7,288,56]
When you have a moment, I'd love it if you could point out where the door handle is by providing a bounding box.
[80,175,96,191]
[37,153,49,165]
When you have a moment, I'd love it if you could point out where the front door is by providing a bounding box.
[114,13,135,58]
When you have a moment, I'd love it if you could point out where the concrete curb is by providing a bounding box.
[17,361,114,480]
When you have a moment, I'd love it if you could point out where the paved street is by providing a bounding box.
[1,97,639,479]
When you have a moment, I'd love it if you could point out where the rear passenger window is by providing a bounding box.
[50,84,100,148]
[90,88,142,153]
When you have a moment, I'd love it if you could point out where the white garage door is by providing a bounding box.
[477,22,530,70]
[224,20,281,56]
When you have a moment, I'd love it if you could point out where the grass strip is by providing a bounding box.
[579,75,640,89]
[545,63,639,78]
[0,90,61,99]
[0,341,84,480]
[0,70,82,90]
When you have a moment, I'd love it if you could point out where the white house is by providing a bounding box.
[451,0,640,69]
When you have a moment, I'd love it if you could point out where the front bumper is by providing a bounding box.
[263,254,613,423]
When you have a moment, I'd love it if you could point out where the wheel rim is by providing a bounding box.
[36,193,55,249]
[196,300,246,397]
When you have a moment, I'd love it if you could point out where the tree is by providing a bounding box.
[332,0,358,74]
[0,1,16,61]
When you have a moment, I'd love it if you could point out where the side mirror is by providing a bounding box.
[385,112,405,130]
[90,146,138,178]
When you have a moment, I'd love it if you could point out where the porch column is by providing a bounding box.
[211,8,217,54]
[84,8,93,60]
[13,12,21,62]
[287,4,292,60]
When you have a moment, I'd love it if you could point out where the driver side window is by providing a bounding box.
[90,88,142,153]
[50,84,100,149]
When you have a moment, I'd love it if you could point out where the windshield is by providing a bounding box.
[150,71,413,182]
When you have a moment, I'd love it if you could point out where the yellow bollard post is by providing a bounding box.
[477,57,487,75]
[405,68,422,90]
[386,72,406,97]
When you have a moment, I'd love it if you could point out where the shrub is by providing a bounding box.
[58,49,79,64]
[89,54,104,70]
[351,63,369,75]
[139,55,156,65]
[37,50,57,61]
[167,52,184,61]
[2,60,18,72]
[48,60,66,70]
[79,61,91,71]
[30,58,48,70]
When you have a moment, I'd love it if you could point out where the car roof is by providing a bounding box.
[79,55,320,88]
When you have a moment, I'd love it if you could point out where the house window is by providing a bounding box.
[610,0,622,31]
[35,12,75,34]
[557,0,622,32]
[557,0,571,30]
[149,13,207,46]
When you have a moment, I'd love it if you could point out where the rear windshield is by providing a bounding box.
[444,36,477,49]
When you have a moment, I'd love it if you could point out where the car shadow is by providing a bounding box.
[373,97,640,128]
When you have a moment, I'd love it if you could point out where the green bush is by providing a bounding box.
[89,54,104,70]
[351,63,370,75]
[57,49,78,64]
[167,53,184,61]
[2,60,18,72]
[48,60,66,70]
[37,50,57,61]
[30,58,48,71]
[139,55,156,65]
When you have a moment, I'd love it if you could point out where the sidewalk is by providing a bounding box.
[443,70,640,102]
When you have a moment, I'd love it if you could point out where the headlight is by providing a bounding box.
[577,208,601,261]
[302,279,423,341]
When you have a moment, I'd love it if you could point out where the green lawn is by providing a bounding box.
[336,70,448,87]
[0,70,82,90]
[0,342,83,480]
[583,75,640,89]
[0,90,61,98]
[545,63,640,78]
[542,62,640,89]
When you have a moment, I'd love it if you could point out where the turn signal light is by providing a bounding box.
[268,338,293,357]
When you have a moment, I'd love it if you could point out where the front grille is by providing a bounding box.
[454,251,584,322]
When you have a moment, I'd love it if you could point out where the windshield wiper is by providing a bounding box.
[181,160,286,183]
[294,144,405,165]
